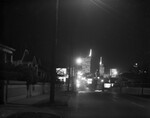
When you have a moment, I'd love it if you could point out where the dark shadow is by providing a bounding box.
[4,102,29,106]
[32,98,68,108]
[6,111,61,118]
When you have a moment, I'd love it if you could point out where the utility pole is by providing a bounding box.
[50,0,59,103]
[67,39,73,92]
[67,67,70,91]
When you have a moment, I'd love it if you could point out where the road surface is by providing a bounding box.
[64,91,150,118]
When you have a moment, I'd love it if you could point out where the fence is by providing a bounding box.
[125,83,150,88]
[111,86,150,96]
[3,80,50,103]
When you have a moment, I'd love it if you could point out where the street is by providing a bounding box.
[1,0,150,117]
[0,88,150,118]
[64,91,150,118]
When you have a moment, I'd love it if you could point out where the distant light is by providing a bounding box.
[76,79,80,88]
[133,63,138,68]
[78,91,88,93]
[95,90,102,92]
[104,83,111,88]
[77,71,83,78]
[101,79,104,83]
[87,78,92,84]
[99,57,102,65]
[77,75,82,79]
[97,77,100,79]
[81,77,86,80]
[86,87,89,90]
[76,57,82,65]
[77,71,83,76]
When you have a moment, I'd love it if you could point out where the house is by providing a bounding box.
[0,44,16,64]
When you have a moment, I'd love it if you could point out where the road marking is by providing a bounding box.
[131,102,145,108]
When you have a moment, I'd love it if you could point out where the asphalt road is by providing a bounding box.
[65,91,150,118]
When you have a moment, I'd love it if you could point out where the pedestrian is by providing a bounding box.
[26,80,31,98]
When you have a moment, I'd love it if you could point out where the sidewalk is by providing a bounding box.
[2,85,73,105]
[7,94,50,105]
[111,91,150,103]
[0,88,74,118]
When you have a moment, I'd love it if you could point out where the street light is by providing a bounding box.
[101,79,104,83]
[76,57,83,65]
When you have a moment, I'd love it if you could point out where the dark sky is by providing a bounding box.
[1,0,150,73]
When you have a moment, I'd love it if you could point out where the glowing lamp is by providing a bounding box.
[76,57,82,65]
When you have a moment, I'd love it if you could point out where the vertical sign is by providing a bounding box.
[99,57,104,76]
[99,65,105,76]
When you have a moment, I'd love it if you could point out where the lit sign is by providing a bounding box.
[56,68,67,76]
[87,78,92,84]
[104,83,111,88]
[56,68,67,82]
[110,69,118,78]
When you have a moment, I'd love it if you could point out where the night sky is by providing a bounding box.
[1,0,150,73]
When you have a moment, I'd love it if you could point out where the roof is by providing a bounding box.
[0,44,16,54]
